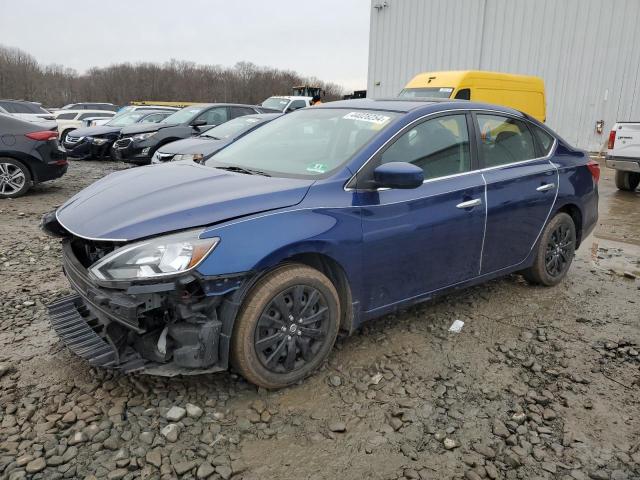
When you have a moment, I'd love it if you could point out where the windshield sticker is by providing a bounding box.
[306,163,329,173]
[343,112,391,125]
[439,88,453,93]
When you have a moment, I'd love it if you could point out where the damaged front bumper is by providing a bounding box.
[48,238,249,376]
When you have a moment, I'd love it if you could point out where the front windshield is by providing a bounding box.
[107,111,148,127]
[399,87,453,99]
[162,106,206,124]
[205,108,399,178]
[261,97,289,110]
[201,116,262,139]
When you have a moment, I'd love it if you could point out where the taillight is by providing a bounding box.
[607,130,616,150]
[25,130,58,141]
[587,159,600,183]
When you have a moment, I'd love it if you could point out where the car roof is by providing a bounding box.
[266,96,312,101]
[56,109,116,114]
[243,113,282,120]
[316,98,525,117]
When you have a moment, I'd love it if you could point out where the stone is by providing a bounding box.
[61,411,77,423]
[68,431,88,445]
[197,462,216,479]
[329,375,342,387]
[103,435,120,450]
[161,423,180,442]
[146,449,162,468]
[493,418,510,438]
[465,471,483,480]
[186,403,203,419]
[174,461,197,475]
[216,465,233,480]
[329,421,346,432]
[165,406,186,422]
[443,438,459,450]
[26,457,46,473]
[473,444,496,459]
[107,469,128,480]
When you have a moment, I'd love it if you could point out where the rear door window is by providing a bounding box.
[230,106,257,118]
[476,114,537,167]
[56,112,78,120]
[380,114,471,180]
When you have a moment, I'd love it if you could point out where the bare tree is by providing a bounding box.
[0,44,346,108]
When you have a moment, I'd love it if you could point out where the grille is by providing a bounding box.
[70,237,119,268]
[66,135,83,144]
[114,137,132,149]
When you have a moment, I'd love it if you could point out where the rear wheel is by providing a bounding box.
[523,212,576,286]
[60,130,71,143]
[0,158,31,198]
[615,170,640,191]
[231,264,340,389]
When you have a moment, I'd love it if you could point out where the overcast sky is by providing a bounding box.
[0,0,371,91]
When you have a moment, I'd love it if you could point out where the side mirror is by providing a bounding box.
[191,119,207,127]
[373,162,424,189]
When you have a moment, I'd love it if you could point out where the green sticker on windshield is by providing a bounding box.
[306,163,328,173]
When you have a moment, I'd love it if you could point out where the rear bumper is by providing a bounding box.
[605,158,640,172]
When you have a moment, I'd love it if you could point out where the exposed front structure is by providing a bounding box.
[367,0,640,151]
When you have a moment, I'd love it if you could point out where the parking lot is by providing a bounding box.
[0,159,637,480]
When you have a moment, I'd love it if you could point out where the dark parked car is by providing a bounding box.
[0,113,67,198]
[151,113,281,164]
[64,110,173,160]
[112,103,267,165]
[43,99,598,388]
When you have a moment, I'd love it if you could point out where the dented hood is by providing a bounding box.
[56,162,313,241]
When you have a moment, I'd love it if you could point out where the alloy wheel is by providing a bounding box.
[254,285,330,373]
[545,223,573,277]
[0,163,26,195]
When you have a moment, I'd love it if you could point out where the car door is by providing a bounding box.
[476,113,558,274]
[357,112,486,312]
[194,107,229,129]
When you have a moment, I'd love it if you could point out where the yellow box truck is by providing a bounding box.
[399,70,546,122]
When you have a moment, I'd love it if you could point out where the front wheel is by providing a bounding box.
[522,212,576,286]
[231,264,340,389]
[615,170,640,191]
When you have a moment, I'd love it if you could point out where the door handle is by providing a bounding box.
[456,198,482,209]
[536,183,556,192]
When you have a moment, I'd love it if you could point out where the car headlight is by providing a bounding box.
[90,229,219,281]
[173,153,204,163]
[90,137,109,145]
[132,132,157,142]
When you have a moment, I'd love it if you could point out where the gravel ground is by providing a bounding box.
[0,159,639,480]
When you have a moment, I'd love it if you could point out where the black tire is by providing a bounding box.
[231,264,340,389]
[615,170,640,191]
[522,212,576,286]
[60,130,71,143]
[0,158,31,198]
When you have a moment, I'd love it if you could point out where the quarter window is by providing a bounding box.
[476,114,536,167]
[56,112,77,120]
[531,124,555,155]
[231,106,256,118]
[380,114,471,180]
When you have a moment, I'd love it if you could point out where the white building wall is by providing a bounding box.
[367,0,640,150]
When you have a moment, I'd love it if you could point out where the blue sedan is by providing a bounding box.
[43,99,599,388]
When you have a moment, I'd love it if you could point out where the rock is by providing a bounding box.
[542,408,556,421]
[161,423,180,442]
[107,469,128,480]
[443,438,459,450]
[329,421,346,432]
[103,435,120,450]
[197,462,216,479]
[174,461,197,475]
[465,471,483,480]
[216,465,233,480]
[390,417,403,431]
[186,403,203,419]
[26,457,46,473]
[146,449,162,468]
[251,399,266,414]
[68,431,88,445]
[473,444,496,459]
[493,418,510,438]
[140,431,154,445]
[329,375,342,387]
[61,411,77,423]
[541,462,557,474]
[165,406,186,422]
